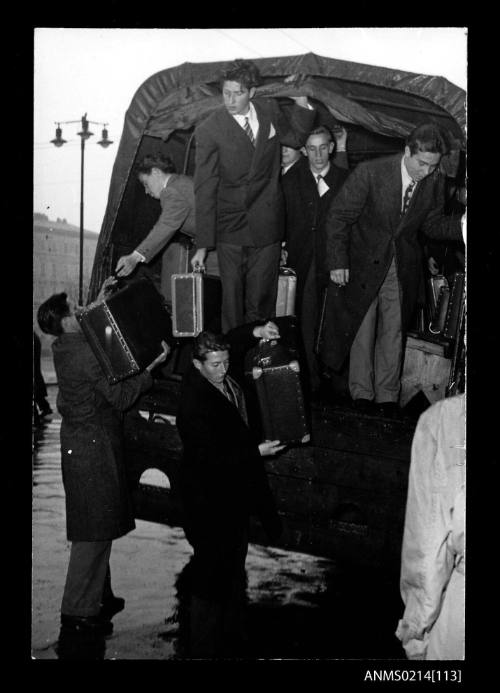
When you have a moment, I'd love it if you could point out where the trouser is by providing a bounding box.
[188,533,249,658]
[300,257,321,391]
[61,540,112,617]
[349,258,403,403]
[217,242,281,332]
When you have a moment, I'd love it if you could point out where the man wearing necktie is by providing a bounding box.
[321,123,463,416]
[191,59,315,333]
[176,322,285,657]
[281,125,349,393]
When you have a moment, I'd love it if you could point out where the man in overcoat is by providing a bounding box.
[191,58,315,332]
[282,125,349,391]
[37,283,168,653]
[321,123,463,416]
[176,324,285,657]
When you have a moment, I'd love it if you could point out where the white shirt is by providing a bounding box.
[401,155,417,210]
[233,102,259,141]
[312,163,331,196]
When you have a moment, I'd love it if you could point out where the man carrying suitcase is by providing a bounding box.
[176,322,285,658]
[37,278,169,659]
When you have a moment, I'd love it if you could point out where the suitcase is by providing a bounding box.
[246,316,310,445]
[160,237,192,303]
[77,277,173,383]
[275,267,297,317]
[443,272,465,340]
[429,285,450,335]
[171,270,222,337]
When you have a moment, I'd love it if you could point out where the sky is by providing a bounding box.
[34,27,467,234]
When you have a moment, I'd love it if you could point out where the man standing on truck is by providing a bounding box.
[190,59,315,332]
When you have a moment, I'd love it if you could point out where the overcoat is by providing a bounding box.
[320,154,462,371]
[175,325,280,597]
[282,156,349,308]
[194,98,315,249]
[52,332,152,541]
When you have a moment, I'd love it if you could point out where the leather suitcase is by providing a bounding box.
[275,267,297,317]
[77,277,173,383]
[160,237,192,304]
[171,271,222,337]
[246,316,310,445]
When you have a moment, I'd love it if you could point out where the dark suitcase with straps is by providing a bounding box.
[245,316,310,445]
[77,277,173,383]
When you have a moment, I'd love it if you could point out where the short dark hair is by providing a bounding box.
[220,59,261,90]
[306,125,333,143]
[406,123,449,156]
[193,331,230,362]
[135,153,176,176]
[37,292,71,336]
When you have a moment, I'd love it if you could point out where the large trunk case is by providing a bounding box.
[77,277,172,383]
[275,267,297,317]
[246,316,310,445]
[171,271,222,337]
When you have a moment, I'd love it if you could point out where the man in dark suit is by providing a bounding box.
[321,123,463,416]
[176,325,285,658]
[191,59,315,332]
[282,125,349,392]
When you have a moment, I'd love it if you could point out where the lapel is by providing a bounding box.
[382,155,404,233]
[220,107,255,155]
[248,100,271,179]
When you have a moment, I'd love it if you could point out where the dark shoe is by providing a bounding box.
[61,613,113,636]
[352,398,375,414]
[100,595,125,621]
[377,402,400,419]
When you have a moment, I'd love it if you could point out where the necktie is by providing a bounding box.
[402,180,416,215]
[243,116,255,145]
[223,380,238,408]
[316,174,328,197]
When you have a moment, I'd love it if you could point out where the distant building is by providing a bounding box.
[33,213,98,351]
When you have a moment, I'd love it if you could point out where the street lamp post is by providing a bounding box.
[51,114,113,306]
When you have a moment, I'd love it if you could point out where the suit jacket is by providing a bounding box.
[53,332,152,541]
[321,154,463,371]
[282,157,349,307]
[135,173,195,262]
[194,98,316,248]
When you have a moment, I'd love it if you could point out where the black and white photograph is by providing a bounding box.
[32,27,467,669]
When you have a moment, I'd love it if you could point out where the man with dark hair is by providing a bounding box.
[115,153,198,299]
[282,124,349,392]
[37,281,169,657]
[191,58,316,332]
[321,122,463,416]
[176,321,285,657]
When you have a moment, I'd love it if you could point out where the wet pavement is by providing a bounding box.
[32,380,406,661]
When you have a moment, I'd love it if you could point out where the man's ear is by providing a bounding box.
[404,145,411,159]
[300,146,307,157]
[328,142,334,154]
[249,86,256,99]
[193,358,202,372]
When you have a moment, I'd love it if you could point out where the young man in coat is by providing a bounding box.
[321,123,463,416]
[282,125,349,392]
[37,282,168,654]
[114,153,219,301]
[176,325,285,658]
[191,58,315,332]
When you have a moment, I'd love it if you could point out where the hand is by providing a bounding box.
[115,253,140,277]
[330,268,350,286]
[259,440,286,456]
[95,276,118,303]
[190,248,207,271]
[289,95,310,108]
[145,340,170,372]
[254,321,280,341]
[332,125,347,150]
[427,256,440,276]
